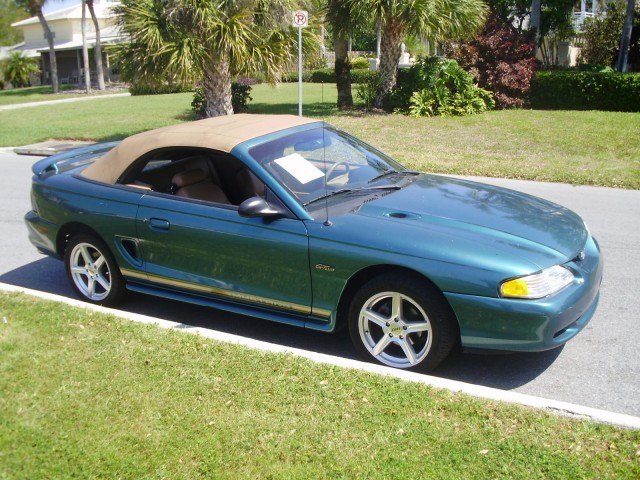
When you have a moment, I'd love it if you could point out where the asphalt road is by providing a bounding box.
[2,148,639,417]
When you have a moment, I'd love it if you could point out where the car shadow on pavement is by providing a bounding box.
[2,258,563,391]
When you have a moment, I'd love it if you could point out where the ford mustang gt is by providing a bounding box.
[25,114,603,371]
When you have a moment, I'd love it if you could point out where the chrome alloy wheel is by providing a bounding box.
[357,291,433,369]
[69,242,112,302]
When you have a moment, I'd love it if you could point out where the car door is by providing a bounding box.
[135,193,313,316]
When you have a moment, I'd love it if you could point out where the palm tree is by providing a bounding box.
[113,0,316,117]
[348,0,487,108]
[86,0,106,90]
[17,0,59,93]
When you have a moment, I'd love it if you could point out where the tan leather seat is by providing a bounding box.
[171,168,230,204]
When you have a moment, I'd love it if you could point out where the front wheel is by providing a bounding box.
[348,273,458,372]
[64,234,126,307]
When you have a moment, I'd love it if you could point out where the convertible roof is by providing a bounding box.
[81,114,319,184]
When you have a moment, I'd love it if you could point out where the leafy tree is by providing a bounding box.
[348,0,488,108]
[112,0,318,117]
[2,50,39,87]
[449,12,537,108]
[0,0,29,46]
[15,0,59,93]
[580,1,640,69]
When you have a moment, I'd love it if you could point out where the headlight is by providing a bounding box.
[500,265,574,299]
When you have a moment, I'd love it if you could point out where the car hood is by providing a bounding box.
[353,174,587,262]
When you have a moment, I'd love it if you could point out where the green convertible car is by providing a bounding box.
[25,114,603,372]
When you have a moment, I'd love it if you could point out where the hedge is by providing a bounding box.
[129,83,193,96]
[281,68,375,84]
[529,71,640,111]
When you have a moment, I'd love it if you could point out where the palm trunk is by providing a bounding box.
[81,1,91,93]
[203,55,233,117]
[334,29,353,109]
[375,20,405,108]
[87,0,106,89]
[36,9,58,93]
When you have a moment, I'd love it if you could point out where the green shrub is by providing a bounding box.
[349,56,370,69]
[191,83,253,116]
[2,51,39,88]
[529,71,640,111]
[385,57,495,117]
[356,72,383,109]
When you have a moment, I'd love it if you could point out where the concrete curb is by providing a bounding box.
[2,282,639,430]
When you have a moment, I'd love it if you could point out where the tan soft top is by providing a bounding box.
[82,114,319,184]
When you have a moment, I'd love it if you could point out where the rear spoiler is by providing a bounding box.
[31,141,120,176]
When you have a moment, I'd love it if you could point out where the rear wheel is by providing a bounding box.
[348,273,457,372]
[64,234,126,306]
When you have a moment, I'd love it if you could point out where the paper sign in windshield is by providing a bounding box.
[274,153,324,184]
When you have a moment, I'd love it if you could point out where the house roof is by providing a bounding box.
[81,115,320,184]
[11,1,120,28]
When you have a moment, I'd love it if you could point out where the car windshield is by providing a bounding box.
[248,125,407,205]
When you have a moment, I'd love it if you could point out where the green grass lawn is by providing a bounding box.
[1,292,638,479]
[1,83,638,189]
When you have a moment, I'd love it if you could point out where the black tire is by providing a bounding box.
[347,272,458,372]
[64,234,126,307]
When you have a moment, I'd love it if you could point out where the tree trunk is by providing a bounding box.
[530,0,542,55]
[616,0,636,72]
[375,20,405,109]
[203,55,233,117]
[36,8,58,93]
[81,1,91,93]
[334,29,353,109]
[87,0,106,89]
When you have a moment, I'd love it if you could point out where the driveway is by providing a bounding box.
[2,149,638,417]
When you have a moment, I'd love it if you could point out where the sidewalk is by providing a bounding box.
[0,92,130,111]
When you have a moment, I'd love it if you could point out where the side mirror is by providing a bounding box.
[238,196,286,219]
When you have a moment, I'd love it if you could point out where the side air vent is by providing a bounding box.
[117,237,143,267]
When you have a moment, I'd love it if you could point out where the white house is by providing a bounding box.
[9,0,124,86]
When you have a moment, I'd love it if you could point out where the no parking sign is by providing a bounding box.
[292,10,309,28]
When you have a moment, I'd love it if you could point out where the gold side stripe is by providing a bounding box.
[121,269,332,319]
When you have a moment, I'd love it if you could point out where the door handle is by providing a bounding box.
[148,218,170,231]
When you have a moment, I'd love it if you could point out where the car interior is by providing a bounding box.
[119,148,267,206]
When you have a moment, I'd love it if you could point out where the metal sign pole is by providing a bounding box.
[292,10,308,117]
[298,25,302,116]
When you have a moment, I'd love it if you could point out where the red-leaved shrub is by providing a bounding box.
[448,13,537,109]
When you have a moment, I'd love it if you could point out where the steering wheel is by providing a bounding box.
[325,161,350,183]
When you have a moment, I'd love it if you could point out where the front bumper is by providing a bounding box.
[445,235,603,352]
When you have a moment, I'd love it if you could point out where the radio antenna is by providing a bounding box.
[322,117,332,227]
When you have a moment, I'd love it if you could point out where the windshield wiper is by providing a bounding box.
[305,185,401,206]
[367,169,421,184]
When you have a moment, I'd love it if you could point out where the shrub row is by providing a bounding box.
[129,83,193,96]
[281,68,375,84]
[529,71,640,112]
